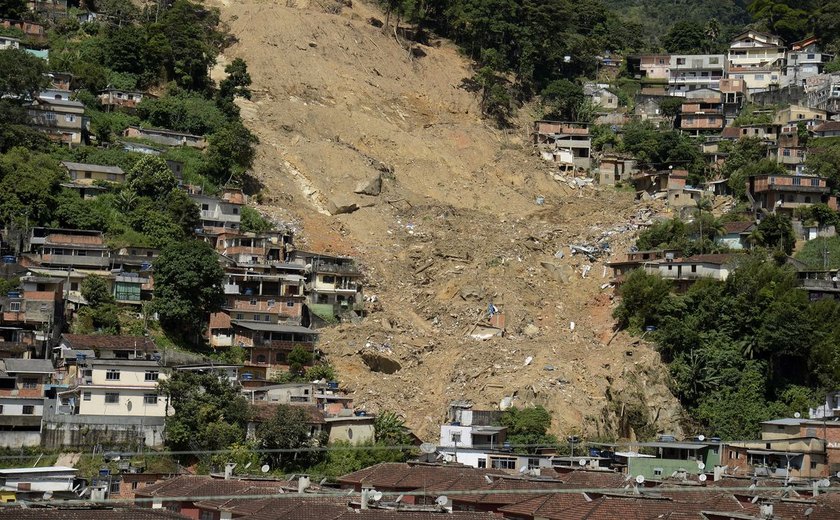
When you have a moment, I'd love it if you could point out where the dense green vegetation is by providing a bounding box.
[615,254,840,439]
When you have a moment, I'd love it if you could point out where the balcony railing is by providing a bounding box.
[40,254,110,268]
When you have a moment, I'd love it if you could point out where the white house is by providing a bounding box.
[728,31,786,93]
[0,466,77,495]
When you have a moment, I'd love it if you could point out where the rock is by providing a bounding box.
[540,261,571,283]
[361,351,402,374]
[368,17,384,27]
[523,324,540,337]
[459,285,484,300]
[354,174,383,196]
[327,198,360,215]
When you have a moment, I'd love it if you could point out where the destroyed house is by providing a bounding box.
[123,125,206,149]
[532,121,591,170]
[645,254,737,291]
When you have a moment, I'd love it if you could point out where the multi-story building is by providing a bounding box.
[727,30,786,94]
[230,321,319,380]
[785,37,833,87]
[668,54,725,96]
[61,161,126,185]
[98,88,154,111]
[719,78,747,124]
[532,121,592,170]
[806,73,840,113]
[770,126,807,174]
[291,251,365,325]
[748,174,837,217]
[25,228,110,270]
[0,274,65,351]
[215,230,293,265]
[28,97,86,146]
[0,35,19,50]
[634,54,671,81]
[678,90,725,134]
[0,358,53,447]
[191,188,245,244]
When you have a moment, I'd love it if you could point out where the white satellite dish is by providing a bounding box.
[836,471,840,479]
[320,477,328,485]
[820,478,831,488]
[751,496,759,504]
[420,443,437,454]
[698,474,707,482]
[805,507,814,517]
[484,475,493,484]
[395,494,404,503]
[244,462,252,469]
[697,462,706,471]
[635,475,645,485]
[749,483,756,490]
[794,412,802,418]
[372,491,383,501]
[436,496,449,507]
[519,466,528,474]
[261,464,270,473]
[578,459,587,466]
[697,435,706,442]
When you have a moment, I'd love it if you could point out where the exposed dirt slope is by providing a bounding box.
[212,0,684,440]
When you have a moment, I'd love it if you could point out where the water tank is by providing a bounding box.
[2,256,15,264]
[6,291,20,298]
[242,372,253,380]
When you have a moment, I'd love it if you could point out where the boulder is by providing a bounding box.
[354,174,382,196]
[361,351,402,374]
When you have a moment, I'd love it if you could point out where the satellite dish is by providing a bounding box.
[698,474,707,482]
[244,462,252,469]
[697,435,706,442]
[794,412,801,418]
[395,494,404,503]
[805,507,814,517]
[436,496,449,507]
[579,459,587,466]
[320,477,328,485]
[372,491,383,501]
[519,466,528,474]
[749,483,756,490]
[820,478,831,488]
[635,475,645,485]
[836,471,840,479]
[420,443,437,454]
[697,462,706,471]
[484,475,493,484]
[751,496,759,504]
[261,464,270,473]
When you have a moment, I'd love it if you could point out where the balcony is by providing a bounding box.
[40,253,109,268]
[313,260,361,275]
[199,210,240,223]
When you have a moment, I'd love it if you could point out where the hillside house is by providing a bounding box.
[770,127,808,174]
[597,154,637,185]
[292,251,365,324]
[191,188,245,240]
[46,72,73,90]
[583,83,618,109]
[98,88,154,110]
[633,54,671,81]
[0,466,77,500]
[58,334,158,360]
[215,230,294,265]
[786,37,833,87]
[748,174,836,217]
[727,30,786,94]
[0,358,53,447]
[123,126,206,149]
[1,19,46,39]
[668,54,725,96]
[666,170,708,209]
[606,249,680,282]
[626,440,721,481]
[38,88,72,102]
[679,93,725,134]
[645,254,736,291]
[719,78,747,124]
[774,104,827,127]
[0,35,19,50]
[716,221,755,250]
[532,121,592,170]
[229,321,318,379]
[439,401,507,452]
[0,274,65,349]
[806,73,840,113]
[813,121,840,138]
[25,228,110,270]
[61,161,126,185]
[27,98,86,146]
[722,124,779,142]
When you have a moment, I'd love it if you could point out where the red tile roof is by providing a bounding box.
[0,508,189,520]
[135,475,285,500]
[337,463,506,491]
[61,334,157,351]
[723,221,755,234]
[814,121,840,134]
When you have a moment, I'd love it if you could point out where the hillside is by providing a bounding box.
[211,0,684,440]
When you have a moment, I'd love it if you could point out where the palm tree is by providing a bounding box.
[746,228,765,250]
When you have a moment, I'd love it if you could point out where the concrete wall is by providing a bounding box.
[77,387,167,418]
[42,400,166,448]
[0,431,41,447]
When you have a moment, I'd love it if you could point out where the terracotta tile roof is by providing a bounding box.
[425,475,565,506]
[337,463,506,491]
[61,334,157,352]
[0,508,189,519]
[814,121,840,133]
[135,475,284,499]
[232,496,349,520]
[721,127,741,139]
[723,221,755,234]
[554,469,628,488]
[497,491,594,518]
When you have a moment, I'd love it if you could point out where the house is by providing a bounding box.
[679,92,725,134]
[667,170,709,209]
[532,121,592,171]
[0,274,65,348]
[46,358,167,448]
[133,474,288,515]
[668,54,725,96]
[1,19,47,39]
[583,83,618,109]
[121,141,164,155]
[724,124,779,142]
[645,254,737,291]
[0,36,19,50]
[774,104,828,127]
[786,37,833,87]
[292,251,365,325]
[0,466,78,500]
[46,71,73,90]
[632,54,672,81]
[716,221,755,250]
[123,126,206,149]
[336,462,507,500]
[38,88,72,102]
[99,88,154,110]
[633,89,673,123]
[597,154,637,185]
[813,121,840,138]
[748,174,837,217]
[806,72,840,113]
[606,249,680,281]
[719,78,747,124]
[229,321,318,379]
[0,358,53,448]
[215,230,294,265]
[61,161,126,185]
[216,262,306,324]
[191,188,245,240]
[770,126,808,174]
[173,363,240,385]
[439,401,507,457]
[727,31,786,94]
[25,228,110,270]
[27,0,69,21]
[58,334,158,361]
[27,98,86,146]
[625,440,721,480]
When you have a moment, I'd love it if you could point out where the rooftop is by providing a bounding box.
[230,320,320,335]
[60,334,157,351]
[60,161,125,175]
[0,358,54,374]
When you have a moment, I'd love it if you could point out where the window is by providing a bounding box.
[9,302,20,312]
[201,203,209,211]
[144,371,159,382]
[200,512,214,520]
[653,467,663,477]
[65,115,75,123]
[264,315,271,322]
[807,54,815,60]
[144,394,158,405]
[287,300,295,307]
[323,275,335,284]
[0,405,3,414]
[236,313,243,320]
[22,378,37,389]
[491,458,516,470]
[105,393,119,404]
[811,178,820,187]
[110,479,121,493]
[106,369,120,381]
[709,57,719,64]
[477,458,487,468]
[132,482,139,490]
[70,282,79,291]
[232,207,239,215]
[275,352,286,363]
[83,391,91,401]
[84,171,92,179]
[676,58,686,65]
[811,460,818,469]
[257,354,266,363]
[451,432,462,444]
[22,405,34,415]
[786,150,794,158]
[691,265,697,273]
[527,458,541,470]
[755,74,764,80]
